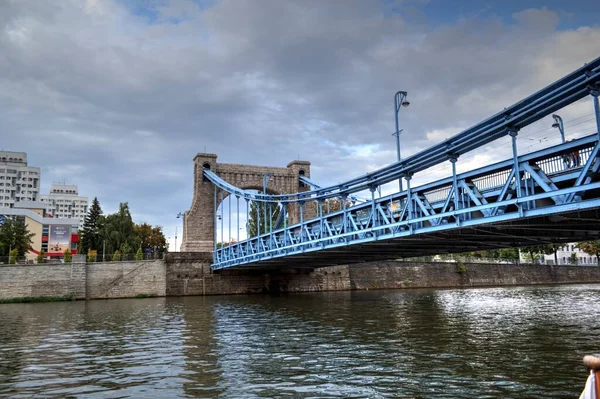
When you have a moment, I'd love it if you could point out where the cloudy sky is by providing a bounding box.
[1,0,600,249]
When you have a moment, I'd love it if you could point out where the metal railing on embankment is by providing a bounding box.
[0,253,166,266]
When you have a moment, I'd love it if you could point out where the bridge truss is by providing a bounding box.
[207,57,600,270]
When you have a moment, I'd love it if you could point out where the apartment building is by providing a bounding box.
[0,151,41,208]
[39,184,89,226]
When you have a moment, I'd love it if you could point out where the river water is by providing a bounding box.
[1,285,598,398]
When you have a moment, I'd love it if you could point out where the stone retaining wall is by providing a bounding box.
[165,253,350,296]
[86,260,166,299]
[0,263,86,300]
[2,254,600,301]
[348,261,600,290]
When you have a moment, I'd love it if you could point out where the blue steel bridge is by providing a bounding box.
[207,56,600,270]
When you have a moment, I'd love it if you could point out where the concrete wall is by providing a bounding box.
[0,262,85,300]
[2,255,600,301]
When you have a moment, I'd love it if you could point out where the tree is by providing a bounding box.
[36,250,46,264]
[519,245,549,264]
[569,253,579,265]
[134,223,167,253]
[307,198,351,216]
[498,248,520,260]
[247,200,281,237]
[120,242,133,260]
[0,217,35,257]
[63,248,72,263]
[576,241,600,266]
[135,248,143,261]
[81,197,103,254]
[100,203,137,255]
[538,243,562,265]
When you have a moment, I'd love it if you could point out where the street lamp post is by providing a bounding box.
[392,91,410,193]
[552,114,565,143]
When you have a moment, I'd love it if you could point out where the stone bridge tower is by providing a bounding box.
[181,153,311,253]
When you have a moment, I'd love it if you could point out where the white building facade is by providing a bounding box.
[0,151,41,208]
[39,184,89,226]
[541,243,599,265]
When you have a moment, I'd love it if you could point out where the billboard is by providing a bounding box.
[48,225,71,253]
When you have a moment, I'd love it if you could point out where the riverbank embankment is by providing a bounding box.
[1,252,600,302]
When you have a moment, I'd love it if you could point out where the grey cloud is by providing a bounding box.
[1,0,599,238]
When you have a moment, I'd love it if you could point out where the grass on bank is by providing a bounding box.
[134,293,158,298]
[0,295,77,304]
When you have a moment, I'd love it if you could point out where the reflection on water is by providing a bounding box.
[1,285,599,398]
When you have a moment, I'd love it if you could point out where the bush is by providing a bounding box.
[135,248,143,261]
[36,250,46,264]
[63,248,72,263]
[113,250,121,261]
[87,249,97,262]
[456,261,467,274]
[9,249,18,264]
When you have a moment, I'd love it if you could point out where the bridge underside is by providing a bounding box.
[226,207,600,270]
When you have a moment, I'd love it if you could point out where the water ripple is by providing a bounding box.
[0,285,599,397]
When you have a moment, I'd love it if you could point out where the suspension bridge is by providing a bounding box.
[183,56,600,270]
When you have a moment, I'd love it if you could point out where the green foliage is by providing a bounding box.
[81,201,167,259]
[519,244,560,264]
[456,261,467,274]
[36,250,46,264]
[0,217,35,257]
[135,248,143,261]
[134,293,157,298]
[247,201,281,237]
[100,203,137,256]
[81,197,103,254]
[112,250,121,261]
[0,295,76,304]
[569,253,579,265]
[134,223,167,253]
[308,198,351,216]
[87,249,97,262]
[63,248,72,263]
[9,248,18,264]
[120,242,132,258]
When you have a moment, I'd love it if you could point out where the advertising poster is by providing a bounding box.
[48,225,71,252]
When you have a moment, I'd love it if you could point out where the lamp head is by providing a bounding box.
[401,100,410,107]
[552,122,559,129]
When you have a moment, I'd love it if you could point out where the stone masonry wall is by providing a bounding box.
[86,260,166,299]
[165,253,350,296]
[0,262,86,300]
[2,256,600,302]
[348,261,600,290]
